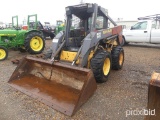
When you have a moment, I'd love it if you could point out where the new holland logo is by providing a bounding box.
[103,29,112,34]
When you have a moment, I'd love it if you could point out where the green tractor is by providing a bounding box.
[55,20,65,35]
[0,14,45,61]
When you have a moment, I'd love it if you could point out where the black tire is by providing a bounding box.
[120,37,129,46]
[50,34,55,39]
[120,37,125,46]
[24,32,45,54]
[18,47,26,53]
[91,50,112,83]
[0,46,8,61]
[43,48,52,59]
[111,46,124,70]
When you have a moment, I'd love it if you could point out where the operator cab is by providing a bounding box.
[64,3,109,51]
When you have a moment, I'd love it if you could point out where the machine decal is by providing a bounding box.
[103,29,112,34]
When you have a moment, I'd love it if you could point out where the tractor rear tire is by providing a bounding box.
[25,32,45,54]
[0,46,8,61]
[91,50,111,83]
[111,46,124,70]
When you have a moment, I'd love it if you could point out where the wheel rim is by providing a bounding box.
[0,49,6,60]
[119,52,124,66]
[30,36,43,51]
[103,58,111,76]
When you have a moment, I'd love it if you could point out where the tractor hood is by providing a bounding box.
[0,29,26,35]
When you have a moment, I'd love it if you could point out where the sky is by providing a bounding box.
[1,0,160,25]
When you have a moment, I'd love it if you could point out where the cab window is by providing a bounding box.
[152,21,156,29]
[96,16,104,29]
[155,20,160,29]
[131,21,147,30]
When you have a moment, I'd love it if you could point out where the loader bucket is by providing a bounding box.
[145,72,160,120]
[8,56,97,116]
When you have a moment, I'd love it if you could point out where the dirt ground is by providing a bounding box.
[0,40,160,120]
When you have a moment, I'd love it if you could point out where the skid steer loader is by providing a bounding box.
[8,3,124,116]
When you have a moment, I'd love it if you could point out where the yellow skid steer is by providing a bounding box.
[8,3,124,116]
